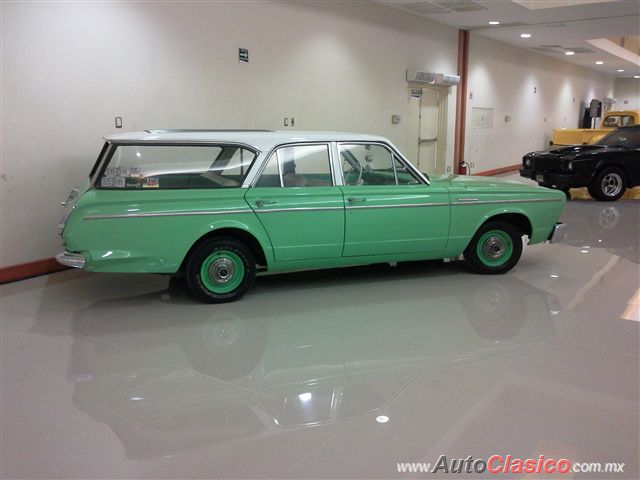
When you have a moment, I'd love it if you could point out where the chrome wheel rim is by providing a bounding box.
[601,173,622,197]
[482,236,506,260]
[209,258,236,284]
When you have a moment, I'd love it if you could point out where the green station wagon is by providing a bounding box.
[57,130,566,302]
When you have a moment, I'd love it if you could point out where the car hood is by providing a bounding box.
[527,144,625,159]
[430,174,552,193]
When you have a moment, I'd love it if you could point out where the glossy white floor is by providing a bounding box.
[2,196,639,479]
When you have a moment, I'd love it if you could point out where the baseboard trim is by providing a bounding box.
[473,164,521,177]
[0,257,69,285]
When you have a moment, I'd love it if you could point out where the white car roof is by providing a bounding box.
[104,130,390,152]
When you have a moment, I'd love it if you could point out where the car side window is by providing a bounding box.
[98,145,256,189]
[340,144,419,186]
[255,144,333,187]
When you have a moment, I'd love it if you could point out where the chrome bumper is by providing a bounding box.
[55,251,86,269]
[548,222,567,244]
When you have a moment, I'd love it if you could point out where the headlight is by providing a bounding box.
[567,162,573,171]
[525,158,531,167]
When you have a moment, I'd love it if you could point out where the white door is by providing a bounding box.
[417,88,447,174]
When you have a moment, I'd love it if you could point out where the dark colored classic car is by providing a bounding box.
[520,125,640,201]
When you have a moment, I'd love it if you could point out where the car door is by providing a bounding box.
[338,142,450,257]
[244,143,345,261]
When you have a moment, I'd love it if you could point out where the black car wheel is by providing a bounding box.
[186,237,256,303]
[588,167,627,202]
[464,221,523,275]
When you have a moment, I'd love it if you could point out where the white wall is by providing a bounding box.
[614,77,640,110]
[1,1,458,267]
[465,34,615,173]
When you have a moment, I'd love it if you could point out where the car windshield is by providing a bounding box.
[597,129,640,148]
[97,144,258,189]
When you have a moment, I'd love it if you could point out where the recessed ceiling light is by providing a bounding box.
[635,75,640,79]
[565,51,575,56]
[489,21,500,25]
[617,69,625,72]
[595,61,604,65]
[520,33,532,38]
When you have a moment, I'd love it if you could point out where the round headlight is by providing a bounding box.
[568,162,573,171]
[525,158,531,167]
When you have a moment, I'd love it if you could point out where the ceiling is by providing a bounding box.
[378,0,640,78]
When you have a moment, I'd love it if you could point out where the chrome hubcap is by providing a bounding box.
[483,236,506,259]
[601,173,622,197]
[208,258,236,284]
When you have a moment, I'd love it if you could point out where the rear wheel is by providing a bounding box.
[464,221,523,274]
[186,237,255,303]
[588,167,627,201]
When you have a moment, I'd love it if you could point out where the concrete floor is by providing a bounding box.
[1,196,639,479]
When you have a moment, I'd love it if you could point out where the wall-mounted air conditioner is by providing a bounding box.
[406,69,460,87]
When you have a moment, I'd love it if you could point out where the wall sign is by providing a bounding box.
[239,48,249,63]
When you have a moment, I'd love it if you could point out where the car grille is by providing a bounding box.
[531,155,562,172]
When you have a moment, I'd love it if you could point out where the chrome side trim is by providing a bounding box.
[452,198,563,206]
[346,202,449,210]
[84,209,252,220]
[55,251,86,269]
[255,206,344,213]
[457,197,478,202]
[548,222,567,243]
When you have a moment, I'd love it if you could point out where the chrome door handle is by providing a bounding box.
[347,197,367,204]
[255,199,276,208]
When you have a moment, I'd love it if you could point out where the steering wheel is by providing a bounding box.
[342,158,363,186]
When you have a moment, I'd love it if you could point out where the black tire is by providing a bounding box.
[185,237,255,303]
[464,221,523,275]
[588,167,627,202]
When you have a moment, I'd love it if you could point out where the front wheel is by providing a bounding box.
[588,167,627,202]
[186,237,256,303]
[464,222,523,274]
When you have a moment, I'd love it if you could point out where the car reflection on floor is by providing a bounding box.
[67,266,558,459]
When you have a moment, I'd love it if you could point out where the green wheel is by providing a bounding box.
[464,221,522,274]
[186,237,255,303]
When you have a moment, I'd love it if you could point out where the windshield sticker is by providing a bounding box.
[104,167,133,177]
[125,178,142,189]
[101,176,125,188]
[143,177,159,188]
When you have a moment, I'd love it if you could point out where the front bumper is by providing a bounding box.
[55,251,86,269]
[547,223,567,244]
[520,168,590,189]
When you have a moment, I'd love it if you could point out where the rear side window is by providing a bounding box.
[603,115,635,128]
[98,145,257,189]
[255,144,333,187]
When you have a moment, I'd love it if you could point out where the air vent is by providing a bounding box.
[398,2,449,15]
[436,0,487,12]
[530,47,560,54]
[532,45,595,55]
[570,47,594,54]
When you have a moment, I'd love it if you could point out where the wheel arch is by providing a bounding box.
[481,212,533,239]
[178,226,270,274]
[593,161,629,181]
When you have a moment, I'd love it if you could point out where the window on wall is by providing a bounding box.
[255,144,333,187]
[98,145,257,189]
[339,143,420,186]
